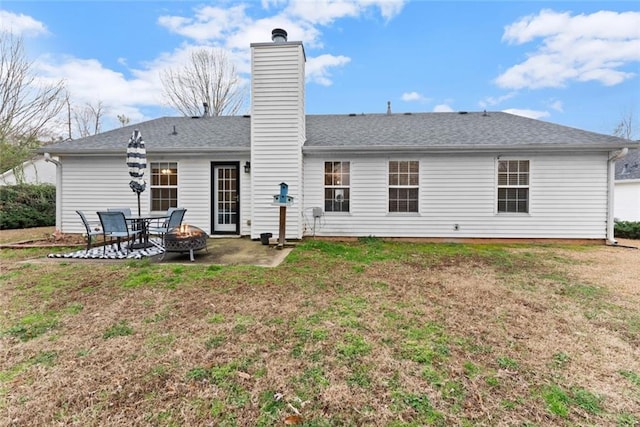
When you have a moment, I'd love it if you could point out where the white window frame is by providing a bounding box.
[388,160,419,213]
[324,161,350,213]
[496,159,530,214]
[150,161,178,213]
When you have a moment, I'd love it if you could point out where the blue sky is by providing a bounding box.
[1,1,639,138]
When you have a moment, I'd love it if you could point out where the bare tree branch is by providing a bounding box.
[72,101,105,138]
[613,109,636,141]
[0,32,66,144]
[160,48,247,117]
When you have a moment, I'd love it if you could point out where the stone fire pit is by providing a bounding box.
[163,224,208,261]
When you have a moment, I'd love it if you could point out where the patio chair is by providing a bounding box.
[107,207,132,217]
[97,211,141,255]
[76,210,102,252]
[148,208,187,245]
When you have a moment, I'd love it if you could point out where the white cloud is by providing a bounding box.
[285,0,405,24]
[306,54,351,86]
[502,108,550,120]
[479,92,517,108]
[158,5,251,43]
[0,10,48,36]
[401,91,424,102]
[156,0,406,82]
[35,55,165,128]
[496,9,640,89]
[433,104,454,113]
[6,0,405,133]
[548,100,563,112]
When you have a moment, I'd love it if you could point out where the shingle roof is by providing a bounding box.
[41,111,630,155]
[42,116,251,155]
[616,148,640,180]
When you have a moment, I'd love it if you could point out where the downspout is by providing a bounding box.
[607,147,628,245]
[44,153,63,232]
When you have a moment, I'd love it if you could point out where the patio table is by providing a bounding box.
[126,214,168,249]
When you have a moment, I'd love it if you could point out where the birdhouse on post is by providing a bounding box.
[278,182,289,204]
[271,182,294,249]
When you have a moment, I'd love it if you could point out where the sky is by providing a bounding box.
[1,0,639,138]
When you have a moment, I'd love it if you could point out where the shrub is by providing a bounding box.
[0,184,56,229]
[614,221,640,240]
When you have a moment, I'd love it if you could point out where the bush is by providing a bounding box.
[0,184,56,229]
[614,221,640,240]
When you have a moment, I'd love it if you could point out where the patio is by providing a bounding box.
[45,236,292,266]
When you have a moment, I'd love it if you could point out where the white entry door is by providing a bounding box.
[213,164,239,233]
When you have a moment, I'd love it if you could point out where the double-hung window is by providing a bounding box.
[497,160,529,213]
[324,161,350,212]
[389,160,419,213]
[150,162,178,212]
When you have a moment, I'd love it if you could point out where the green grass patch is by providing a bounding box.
[392,391,445,425]
[65,302,83,315]
[497,356,519,370]
[551,352,570,369]
[4,312,59,341]
[103,320,134,339]
[400,321,450,365]
[336,332,371,359]
[204,335,225,349]
[619,370,640,389]
[542,384,603,417]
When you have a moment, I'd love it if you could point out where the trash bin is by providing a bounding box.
[260,233,272,245]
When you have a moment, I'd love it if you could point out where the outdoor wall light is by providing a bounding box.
[244,161,251,173]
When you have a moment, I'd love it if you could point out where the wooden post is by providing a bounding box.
[278,206,286,249]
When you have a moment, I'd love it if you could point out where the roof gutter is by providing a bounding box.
[302,143,631,155]
[607,147,629,245]
[39,147,251,156]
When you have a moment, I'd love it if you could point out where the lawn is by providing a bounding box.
[1,231,639,426]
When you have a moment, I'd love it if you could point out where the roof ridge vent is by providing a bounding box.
[458,111,468,115]
[348,113,357,117]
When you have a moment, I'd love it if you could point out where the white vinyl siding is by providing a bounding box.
[302,152,609,239]
[614,180,640,221]
[57,155,250,236]
[250,42,305,240]
[58,156,150,234]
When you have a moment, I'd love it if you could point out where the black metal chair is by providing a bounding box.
[76,210,102,253]
[97,211,141,255]
[148,208,187,245]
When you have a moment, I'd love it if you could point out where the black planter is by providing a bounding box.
[260,233,272,245]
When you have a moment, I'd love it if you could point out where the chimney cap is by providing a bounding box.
[272,28,288,43]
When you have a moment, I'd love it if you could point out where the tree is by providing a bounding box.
[613,110,637,141]
[73,101,105,138]
[0,32,66,144]
[117,114,130,127]
[160,48,247,117]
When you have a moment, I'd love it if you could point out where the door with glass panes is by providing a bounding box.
[212,163,239,233]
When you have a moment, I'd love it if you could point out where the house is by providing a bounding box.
[615,148,640,221]
[0,155,58,186]
[39,29,634,244]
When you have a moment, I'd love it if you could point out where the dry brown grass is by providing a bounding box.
[1,234,639,426]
